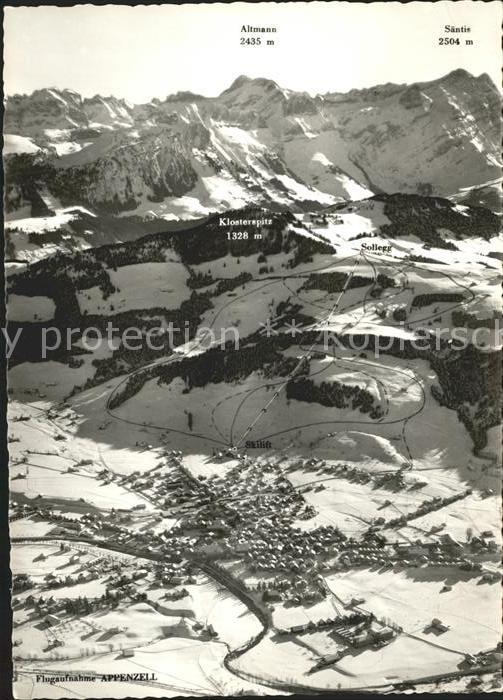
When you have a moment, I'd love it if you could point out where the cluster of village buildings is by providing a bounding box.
[10,438,501,672]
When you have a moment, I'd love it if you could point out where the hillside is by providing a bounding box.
[7,204,501,458]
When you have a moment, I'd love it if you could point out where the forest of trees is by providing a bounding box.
[372,193,499,247]
[411,293,465,309]
[286,377,383,419]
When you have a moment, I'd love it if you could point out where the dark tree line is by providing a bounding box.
[286,377,382,418]
[372,193,499,247]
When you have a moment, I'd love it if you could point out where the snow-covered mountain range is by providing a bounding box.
[4,69,501,225]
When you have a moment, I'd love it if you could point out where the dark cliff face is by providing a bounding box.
[399,85,424,110]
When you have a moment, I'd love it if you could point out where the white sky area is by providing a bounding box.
[4,1,501,102]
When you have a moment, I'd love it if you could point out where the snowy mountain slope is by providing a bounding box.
[5,186,499,264]
[320,69,501,197]
[4,88,135,134]
[451,178,502,213]
[4,206,181,263]
[4,70,501,226]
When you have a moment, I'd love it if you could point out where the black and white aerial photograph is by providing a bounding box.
[3,1,502,697]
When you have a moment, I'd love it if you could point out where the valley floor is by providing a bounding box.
[9,211,502,697]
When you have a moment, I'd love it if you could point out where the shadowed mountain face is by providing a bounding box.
[4,69,501,225]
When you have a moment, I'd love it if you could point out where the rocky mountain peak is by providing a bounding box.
[164,91,208,103]
[223,74,253,92]
[3,69,500,221]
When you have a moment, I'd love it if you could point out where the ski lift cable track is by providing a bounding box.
[234,252,363,447]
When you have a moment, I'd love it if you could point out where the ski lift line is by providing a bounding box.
[223,352,340,445]
[234,252,363,447]
[104,256,354,434]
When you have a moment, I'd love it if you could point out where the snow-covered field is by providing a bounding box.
[14,635,273,699]
[4,134,41,155]
[326,567,501,655]
[76,261,190,315]
[8,399,157,512]
[186,576,263,649]
[8,295,56,322]
[5,212,77,231]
